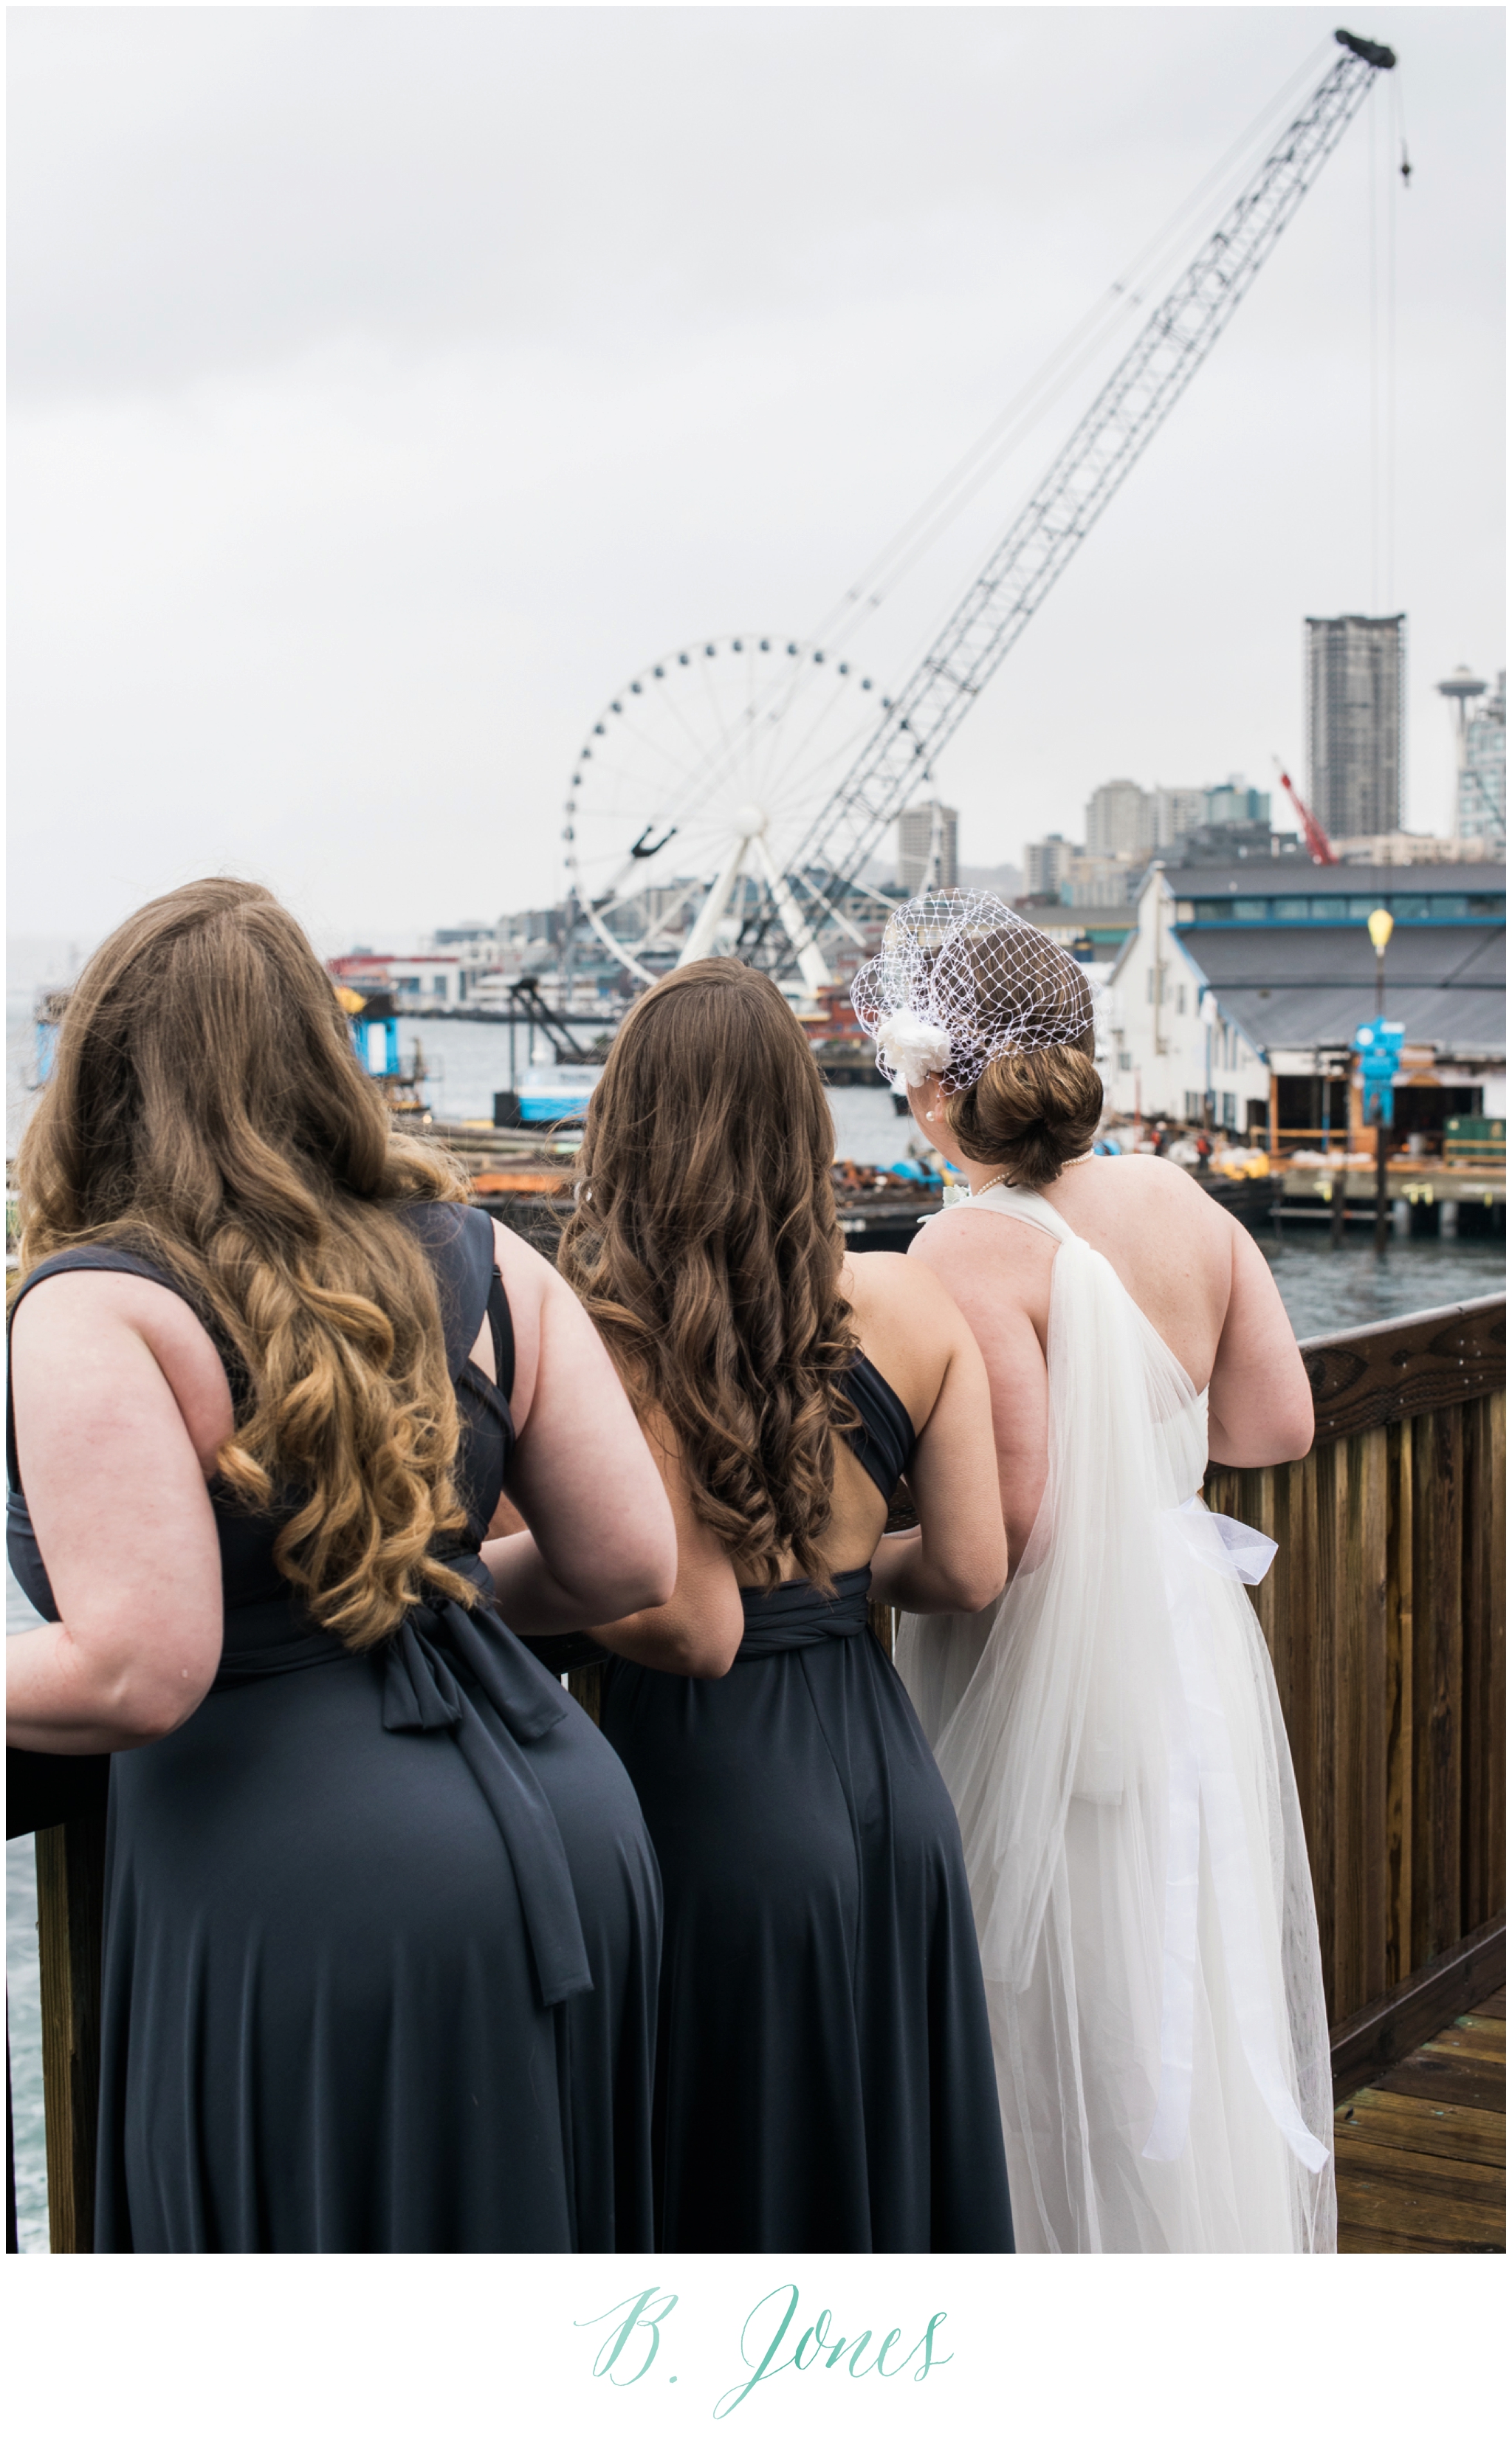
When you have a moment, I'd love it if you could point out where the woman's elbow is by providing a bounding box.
[965,1562,1010,1611]
[601,1520,679,1616]
[89,1667,207,1748]
[935,1543,1008,1613]
[1212,1397,1316,1469]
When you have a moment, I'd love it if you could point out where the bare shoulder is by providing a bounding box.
[489,1218,582,1340]
[489,1215,556,1294]
[10,1266,233,1470]
[845,1247,965,1328]
[12,1265,221,1367]
[842,1248,973,1421]
[1059,1152,1233,1241]
[908,1205,1054,1285]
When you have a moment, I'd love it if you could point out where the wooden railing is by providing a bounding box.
[1206,1292,1505,2089]
[8,1297,1505,2246]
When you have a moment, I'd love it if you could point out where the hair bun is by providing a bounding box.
[947,1036,1102,1187]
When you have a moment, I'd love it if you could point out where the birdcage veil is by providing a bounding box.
[850,891,1093,1091]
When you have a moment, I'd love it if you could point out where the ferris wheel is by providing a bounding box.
[561,635,891,989]
[559,35,1391,998]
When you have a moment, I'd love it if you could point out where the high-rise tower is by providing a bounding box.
[895,803,959,892]
[1305,614,1404,837]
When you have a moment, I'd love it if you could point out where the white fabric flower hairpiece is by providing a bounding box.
[851,888,1092,1091]
[873,1009,953,1091]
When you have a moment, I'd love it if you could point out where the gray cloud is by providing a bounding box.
[8,5,1504,947]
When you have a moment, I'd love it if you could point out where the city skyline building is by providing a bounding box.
[1148,786,1209,843]
[1025,834,1072,898]
[1085,779,1152,857]
[1305,613,1404,837]
[1204,777,1271,829]
[896,802,959,892]
[1457,669,1506,848]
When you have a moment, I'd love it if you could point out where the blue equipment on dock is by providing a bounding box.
[1355,1017,1405,1125]
[518,1064,599,1125]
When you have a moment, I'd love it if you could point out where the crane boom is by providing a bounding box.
[772,30,1394,965]
[1274,761,1341,864]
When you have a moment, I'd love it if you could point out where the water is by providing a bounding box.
[1261,1232,1503,1339]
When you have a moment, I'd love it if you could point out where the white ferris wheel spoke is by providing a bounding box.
[564,636,885,988]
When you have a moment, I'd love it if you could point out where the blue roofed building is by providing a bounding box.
[1100,861,1505,1145]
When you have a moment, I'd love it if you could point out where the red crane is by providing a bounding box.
[1274,761,1340,865]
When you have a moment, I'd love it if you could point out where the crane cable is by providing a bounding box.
[1370,64,1410,616]
[808,36,1336,662]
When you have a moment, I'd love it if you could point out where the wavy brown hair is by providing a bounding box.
[557,960,859,1592]
[12,878,479,1648]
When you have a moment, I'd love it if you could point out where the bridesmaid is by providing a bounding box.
[7,877,676,2251]
[556,958,1015,2252]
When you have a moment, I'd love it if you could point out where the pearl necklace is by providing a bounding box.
[963,1150,1096,1198]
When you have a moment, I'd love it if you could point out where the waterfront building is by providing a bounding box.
[1102,860,1505,1138]
[329,950,470,1008]
[896,802,959,891]
[1305,613,1404,838]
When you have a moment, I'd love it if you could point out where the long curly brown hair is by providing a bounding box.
[12,877,479,1648]
[557,959,859,1592]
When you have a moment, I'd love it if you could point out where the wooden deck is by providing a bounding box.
[1335,1989,1506,2252]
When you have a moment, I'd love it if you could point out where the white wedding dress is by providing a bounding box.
[897,1185,1336,2252]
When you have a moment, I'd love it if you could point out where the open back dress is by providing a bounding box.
[896,1185,1336,2253]
[598,1351,1015,2253]
[7,1202,662,2252]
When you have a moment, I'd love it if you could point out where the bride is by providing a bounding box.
[852,891,1336,2253]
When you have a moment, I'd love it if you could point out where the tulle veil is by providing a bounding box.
[897,1186,1336,2252]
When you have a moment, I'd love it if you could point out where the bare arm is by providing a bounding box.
[909,1215,1051,1575]
[480,1226,678,1629]
[6,1277,226,1753]
[581,1416,746,1678]
[865,1269,1008,1612]
[1207,1221,1314,1467]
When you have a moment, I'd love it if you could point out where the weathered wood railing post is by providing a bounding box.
[7,1750,111,2252]
[34,1817,108,2251]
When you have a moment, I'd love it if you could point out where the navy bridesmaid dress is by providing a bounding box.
[7,1204,662,2252]
[599,1356,1014,2252]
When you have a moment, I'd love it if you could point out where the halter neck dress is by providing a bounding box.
[7,1203,662,2253]
[897,1184,1335,2252]
[598,1353,1015,2253]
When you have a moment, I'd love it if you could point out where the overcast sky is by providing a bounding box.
[8,4,1505,956]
